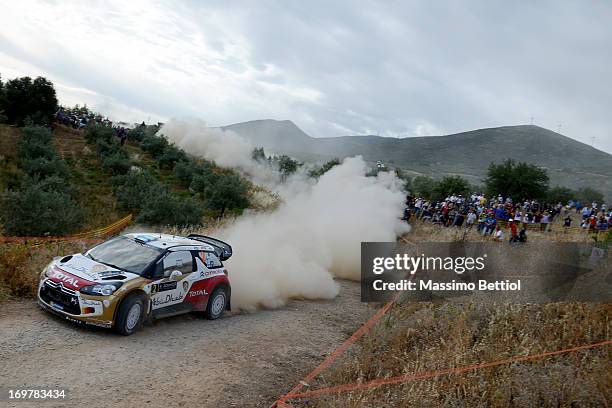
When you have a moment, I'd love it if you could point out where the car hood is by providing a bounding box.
[53,253,140,283]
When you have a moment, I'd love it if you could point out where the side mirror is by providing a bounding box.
[169,270,183,281]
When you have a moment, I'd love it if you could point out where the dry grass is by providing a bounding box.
[300,302,611,407]
[0,240,102,302]
[290,222,610,407]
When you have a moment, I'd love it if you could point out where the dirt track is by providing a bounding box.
[0,281,369,408]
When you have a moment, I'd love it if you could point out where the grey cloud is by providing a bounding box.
[0,0,610,152]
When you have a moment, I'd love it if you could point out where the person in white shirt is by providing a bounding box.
[493,226,505,241]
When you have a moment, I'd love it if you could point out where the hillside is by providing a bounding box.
[224,120,612,199]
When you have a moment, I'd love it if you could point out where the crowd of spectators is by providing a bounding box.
[403,193,610,242]
[54,107,132,145]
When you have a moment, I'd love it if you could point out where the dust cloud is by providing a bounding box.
[160,119,409,309]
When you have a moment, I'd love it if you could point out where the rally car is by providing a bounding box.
[37,233,232,335]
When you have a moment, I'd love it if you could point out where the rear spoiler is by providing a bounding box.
[187,234,233,261]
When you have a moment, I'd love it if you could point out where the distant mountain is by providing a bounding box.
[222,120,612,199]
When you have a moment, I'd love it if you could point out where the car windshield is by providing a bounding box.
[87,236,162,275]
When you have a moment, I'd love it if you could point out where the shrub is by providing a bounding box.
[140,134,169,158]
[576,187,605,205]
[0,76,58,126]
[277,155,300,177]
[158,144,187,169]
[174,161,197,187]
[203,172,249,217]
[102,151,131,175]
[252,147,266,162]
[309,158,340,178]
[136,194,203,226]
[547,186,576,205]
[21,157,70,180]
[432,176,471,201]
[24,175,78,197]
[190,166,216,193]
[18,126,56,161]
[1,182,84,236]
[84,123,114,145]
[113,170,165,211]
[485,159,549,201]
[412,175,436,198]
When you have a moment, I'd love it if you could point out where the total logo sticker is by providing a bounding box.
[51,270,81,288]
[188,290,208,298]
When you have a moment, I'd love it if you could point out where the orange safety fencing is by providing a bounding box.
[0,214,133,246]
[273,287,610,406]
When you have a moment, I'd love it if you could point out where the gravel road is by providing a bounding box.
[0,281,370,408]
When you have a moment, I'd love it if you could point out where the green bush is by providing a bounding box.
[1,182,84,236]
[25,175,78,197]
[277,155,300,177]
[84,123,114,145]
[174,161,197,187]
[576,187,605,205]
[102,151,131,175]
[412,175,436,198]
[0,76,58,126]
[432,176,471,201]
[309,158,340,178]
[252,147,266,162]
[140,134,169,158]
[113,170,165,211]
[202,172,249,217]
[190,166,216,193]
[18,126,56,161]
[158,145,187,169]
[547,186,576,205]
[136,194,203,226]
[21,157,70,180]
[485,159,549,201]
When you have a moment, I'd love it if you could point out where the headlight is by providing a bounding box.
[80,282,123,296]
[41,262,54,278]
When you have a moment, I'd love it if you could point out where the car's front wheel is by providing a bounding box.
[205,287,227,320]
[115,293,145,335]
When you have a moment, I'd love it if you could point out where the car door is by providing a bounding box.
[149,250,194,310]
[182,251,225,311]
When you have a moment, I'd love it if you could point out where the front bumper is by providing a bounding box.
[37,278,116,329]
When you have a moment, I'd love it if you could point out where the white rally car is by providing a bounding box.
[38,233,232,335]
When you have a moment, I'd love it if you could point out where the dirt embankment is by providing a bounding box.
[0,281,370,408]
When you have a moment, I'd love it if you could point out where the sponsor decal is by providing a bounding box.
[182,281,189,292]
[80,299,101,307]
[151,281,177,294]
[199,269,223,279]
[96,270,121,278]
[65,316,84,325]
[50,270,82,288]
[86,320,113,328]
[90,264,107,273]
[188,289,208,298]
[151,292,184,307]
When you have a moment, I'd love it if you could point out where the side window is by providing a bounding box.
[197,251,222,269]
[162,251,194,275]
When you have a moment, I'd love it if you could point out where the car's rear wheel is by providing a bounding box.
[205,287,227,320]
[115,293,145,335]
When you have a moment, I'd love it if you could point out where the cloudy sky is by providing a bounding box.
[1,0,611,153]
